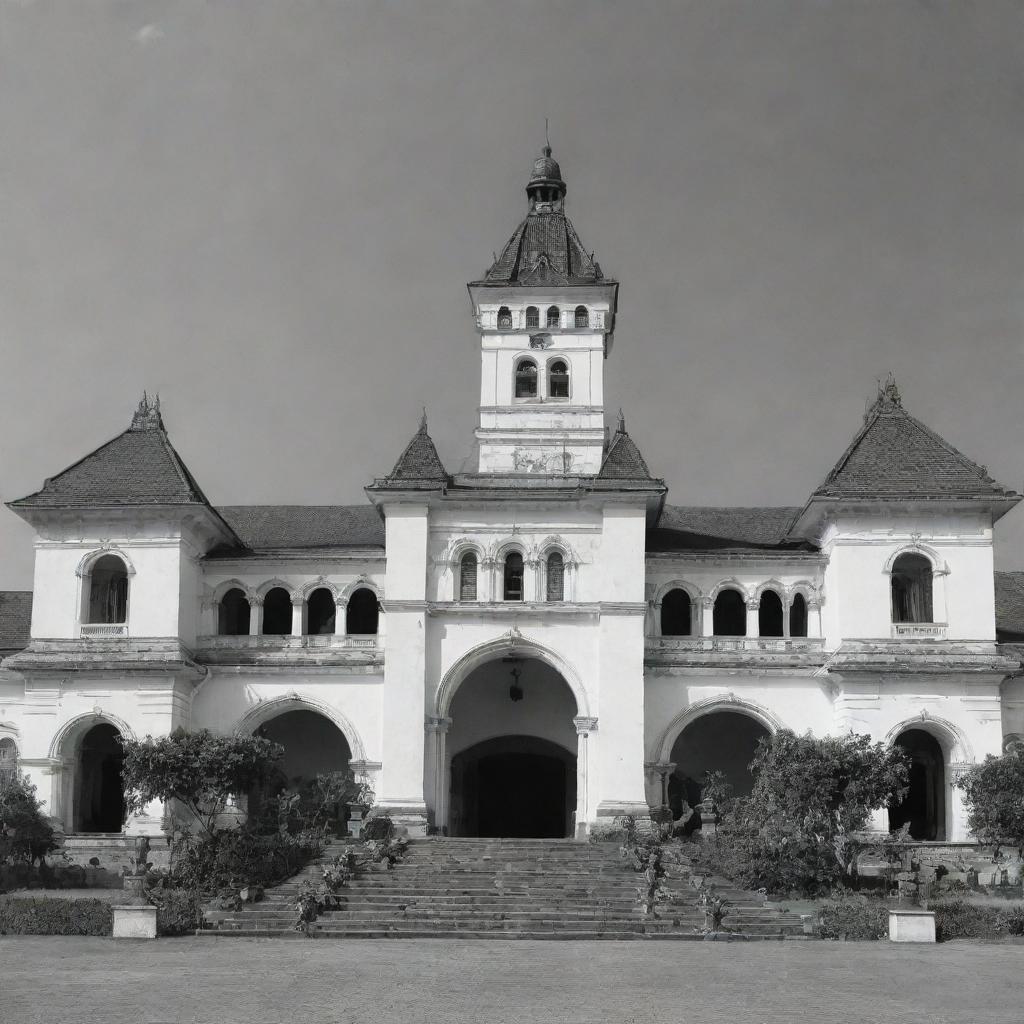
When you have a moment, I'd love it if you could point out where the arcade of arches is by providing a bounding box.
[446,656,579,838]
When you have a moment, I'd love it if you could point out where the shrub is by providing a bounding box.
[0,773,57,865]
[931,899,1002,941]
[361,814,395,842]
[0,897,112,936]
[588,821,629,843]
[149,887,203,936]
[996,906,1024,936]
[956,749,1024,859]
[818,891,889,940]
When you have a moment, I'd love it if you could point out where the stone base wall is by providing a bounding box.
[857,842,1023,900]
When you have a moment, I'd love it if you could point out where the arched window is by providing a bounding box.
[305,588,336,635]
[87,555,128,624]
[262,587,292,635]
[525,306,540,329]
[661,588,692,636]
[459,553,478,601]
[546,552,565,602]
[891,553,933,623]
[0,737,17,780]
[346,588,379,635]
[713,589,746,636]
[497,306,512,329]
[574,305,588,328]
[218,588,250,636]
[548,360,569,399]
[504,552,524,601]
[790,594,808,637]
[758,590,784,638]
[546,305,560,328]
[515,358,538,398]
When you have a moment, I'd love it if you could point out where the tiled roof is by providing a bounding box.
[0,591,32,652]
[648,506,815,552]
[599,416,655,480]
[813,378,1019,500]
[9,396,210,509]
[479,213,604,286]
[211,505,385,553]
[378,417,448,486]
[995,571,1024,641]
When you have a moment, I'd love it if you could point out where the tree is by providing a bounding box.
[120,728,283,837]
[0,772,57,864]
[705,730,910,894]
[956,748,1024,858]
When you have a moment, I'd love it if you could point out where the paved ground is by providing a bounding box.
[2,936,1021,1024]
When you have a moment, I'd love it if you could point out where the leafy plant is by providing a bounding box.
[321,848,359,891]
[996,906,1024,936]
[361,814,396,842]
[0,773,57,865]
[695,880,730,934]
[956,748,1024,859]
[148,887,203,936]
[619,817,682,917]
[0,896,112,935]
[817,890,888,940]
[931,899,1003,941]
[367,835,408,869]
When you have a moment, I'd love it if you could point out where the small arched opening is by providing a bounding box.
[0,736,18,780]
[758,590,784,638]
[261,587,292,635]
[305,588,336,635]
[525,306,540,329]
[573,305,588,328]
[497,306,512,329]
[713,589,746,636]
[87,555,128,625]
[346,588,379,635]
[459,553,478,601]
[891,553,933,623]
[218,588,250,636]
[503,552,524,601]
[790,594,808,637]
[889,728,946,840]
[546,305,560,328]
[548,360,569,399]
[545,552,564,602]
[75,723,125,833]
[515,359,538,398]
[661,589,692,637]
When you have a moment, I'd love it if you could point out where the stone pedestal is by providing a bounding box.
[888,908,936,943]
[112,904,157,939]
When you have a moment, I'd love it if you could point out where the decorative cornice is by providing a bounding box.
[573,716,598,735]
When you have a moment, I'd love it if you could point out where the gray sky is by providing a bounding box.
[1,1,1022,590]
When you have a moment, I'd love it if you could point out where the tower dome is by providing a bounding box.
[526,145,567,209]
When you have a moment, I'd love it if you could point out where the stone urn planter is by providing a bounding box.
[112,836,157,939]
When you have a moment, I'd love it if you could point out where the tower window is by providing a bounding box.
[504,553,524,601]
[497,306,512,329]
[515,359,538,398]
[574,305,588,328]
[546,552,564,602]
[891,553,933,623]
[459,553,478,601]
[548,360,569,399]
[87,555,128,625]
[546,305,560,328]
[525,306,539,329]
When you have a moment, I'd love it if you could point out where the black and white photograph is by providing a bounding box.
[0,2,1022,1021]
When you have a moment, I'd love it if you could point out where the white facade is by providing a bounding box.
[1,147,1021,845]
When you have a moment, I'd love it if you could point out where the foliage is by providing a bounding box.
[0,773,58,865]
[700,770,734,810]
[694,880,730,934]
[619,817,683,917]
[321,849,359,891]
[361,814,396,842]
[121,728,284,837]
[931,899,1003,941]
[956,749,1024,859]
[817,890,889,940]
[704,731,910,895]
[298,772,373,833]
[0,896,112,935]
[588,820,629,843]
[997,906,1024,936]
[367,835,408,869]
[147,887,203,936]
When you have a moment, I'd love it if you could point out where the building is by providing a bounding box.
[1,145,1023,848]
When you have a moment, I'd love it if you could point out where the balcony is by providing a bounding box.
[648,636,826,654]
[891,623,948,640]
[79,623,128,638]
[194,634,382,666]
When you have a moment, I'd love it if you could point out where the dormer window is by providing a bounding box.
[574,305,588,328]
[525,306,540,329]
[548,360,569,399]
[546,305,560,328]
[515,358,538,398]
[497,306,512,329]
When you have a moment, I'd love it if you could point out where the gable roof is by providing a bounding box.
[599,414,655,480]
[812,377,1019,501]
[648,506,815,553]
[8,395,211,509]
[210,505,385,554]
[0,591,32,652]
[995,571,1024,641]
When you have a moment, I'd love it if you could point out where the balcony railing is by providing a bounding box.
[891,623,948,640]
[647,636,826,653]
[79,623,128,638]
[196,634,379,651]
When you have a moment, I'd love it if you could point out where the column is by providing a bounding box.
[701,597,715,638]
[425,716,452,832]
[574,717,598,837]
[249,598,263,636]
[745,599,759,638]
[290,596,304,637]
[334,598,347,637]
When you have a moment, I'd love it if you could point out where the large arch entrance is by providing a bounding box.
[75,723,126,834]
[667,711,769,821]
[446,654,579,838]
[889,728,946,840]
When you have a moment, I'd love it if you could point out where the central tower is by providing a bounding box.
[467,146,618,475]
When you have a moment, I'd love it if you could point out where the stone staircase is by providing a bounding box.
[203,838,807,940]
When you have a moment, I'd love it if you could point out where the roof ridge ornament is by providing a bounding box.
[874,372,902,412]
[130,391,164,432]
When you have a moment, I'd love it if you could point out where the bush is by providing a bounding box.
[149,887,203,936]
[588,821,629,843]
[361,814,395,842]
[0,773,58,865]
[996,906,1024,936]
[0,896,112,936]
[931,899,1002,941]
[956,749,1024,859]
[818,891,889,940]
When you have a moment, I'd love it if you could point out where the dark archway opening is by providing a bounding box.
[346,588,379,635]
[758,590,784,637]
[790,594,808,637]
[306,588,336,635]
[889,729,946,840]
[76,723,125,833]
[218,587,250,636]
[450,736,575,838]
[668,711,769,825]
[661,588,692,636]
[262,587,292,635]
[713,589,746,636]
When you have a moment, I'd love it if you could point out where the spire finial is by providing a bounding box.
[875,372,902,411]
[544,117,551,156]
[130,390,164,431]
[419,407,428,432]
[617,408,626,433]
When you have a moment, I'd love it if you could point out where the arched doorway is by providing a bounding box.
[446,655,578,838]
[75,723,125,833]
[889,728,946,840]
[667,711,769,821]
